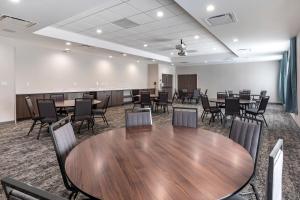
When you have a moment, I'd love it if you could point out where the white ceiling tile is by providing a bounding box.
[165,3,186,15]
[78,16,108,26]
[109,3,140,18]
[100,23,123,33]
[94,10,123,22]
[128,13,155,24]
[127,0,162,12]
[156,0,174,6]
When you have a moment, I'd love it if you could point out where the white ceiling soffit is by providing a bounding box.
[174,0,300,57]
[35,27,171,62]
[37,0,230,59]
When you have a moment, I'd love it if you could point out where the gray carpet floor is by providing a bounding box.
[0,104,299,200]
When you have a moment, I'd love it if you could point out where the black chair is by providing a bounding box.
[245,96,270,127]
[140,92,152,109]
[204,89,208,95]
[172,107,198,128]
[93,95,110,126]
[239,91,251,100]
[217,92,227,108]
[50,93,71,115]
[25,96,42,136]
[168,91,178,106]
[227,139,283,200]
[36,99,59,140]
[131,90,140,109]
[1,177,66,200]
[200,95,223,124]
[72,98,93,133]
[155,92,169,113]
[223,97,241,126]
[49,117,80,200]
[125,108,152,128]
[253,90,267,107]
[178,89,189,103]
[229,117,263,200]
[50,94,64,102]
[226,90,234,97]
[190,89,201,104]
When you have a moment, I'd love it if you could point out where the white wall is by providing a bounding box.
[176,61,280,103]
[0,37,15,123]
[15,42,149,94]
[148,64,159,91]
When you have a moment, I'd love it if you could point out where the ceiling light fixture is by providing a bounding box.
[171,63,174,66]
[10,0,20,3]
[213,47,217,50]
[206,4,215,12]
[170,52,174,56]
[156,11,164,18]
[137,60,140,63]
[65,42,71,46]
[96,29,102,34]
[194,35,200,39]
[64,48,71,53]
[233,38,239,42]
[152,59,156,62]
[122,53,127,56]
[143,44,148,47]
[109,55,113,58]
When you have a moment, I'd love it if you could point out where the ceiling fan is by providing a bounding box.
[175,39,187,56]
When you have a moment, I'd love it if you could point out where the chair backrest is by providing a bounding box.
[172,107,198,128]
[260,90,267,98]
[158,92,169,103]
[74,98,92,118]
[140,92,151,104]
[125,108,152,127]
[227,90,234,97]
[239,91,251,100]
[229,117,262,170]
[204,89,208,95]
[83,93,94,99]
[102,95,111,113]
[225,97,240,116]
[25,96,36,118]
[267,139,283,200]
[37,99,58,120]
[50,94,64,102]
[258,96,270,113]
[1,177,66,200]
[200,95,210,110]
[49,117,77,191]
[171,92,178,104]
[217,92,227,99]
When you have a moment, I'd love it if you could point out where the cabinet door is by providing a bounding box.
[112,90,123,106]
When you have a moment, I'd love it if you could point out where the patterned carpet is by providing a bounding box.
[0,104,299,200]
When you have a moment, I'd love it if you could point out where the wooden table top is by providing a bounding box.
[65,125,254,200]
[209,98,255,104]
[55,99,101,108]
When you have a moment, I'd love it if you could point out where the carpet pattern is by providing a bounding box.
[0,104,299,200]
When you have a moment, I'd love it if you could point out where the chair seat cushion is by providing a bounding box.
[41,117,57,123]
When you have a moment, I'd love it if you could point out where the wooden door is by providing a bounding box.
[177,74,197,93]
[162,74,173,99]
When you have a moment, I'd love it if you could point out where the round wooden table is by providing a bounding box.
[55,99,101,108]
[209,98,255,105]
[65,125,254,200]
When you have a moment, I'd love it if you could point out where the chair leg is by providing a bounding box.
[27,120,37,136]
[250,183,260,200]
[102,114,109,126]
[209,113,213,125]
[77,121,84,134]
[261,114,268,127]
[37,123,43,140]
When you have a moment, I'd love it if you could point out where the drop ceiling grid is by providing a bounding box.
[55,0,229,56]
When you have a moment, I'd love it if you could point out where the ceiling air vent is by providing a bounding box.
[0,15,36,32]
[112,18,139,29]
[205,12,237,26]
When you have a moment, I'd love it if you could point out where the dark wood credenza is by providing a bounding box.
[16,88,155,121]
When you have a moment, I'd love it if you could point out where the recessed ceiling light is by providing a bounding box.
[194,35,200,39]
[233,38,239,42]
[152,59,156,62]
[109,55,113,58]
[143,44,148,47]
[96,29,102,34]
[137,60,140,63]
[213,47,217,50]
[10,0,20,3]
[156,11,164,18]
[122,53,127,56]
[206,4,215,12]
[171,63,174,66]
[64,48,71,53]
[65,42,71,46]
[170,52,174,56]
